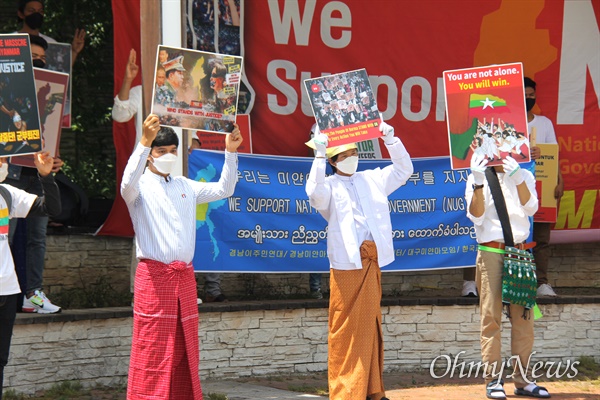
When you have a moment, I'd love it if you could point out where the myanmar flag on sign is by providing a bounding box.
[468,94,509,118]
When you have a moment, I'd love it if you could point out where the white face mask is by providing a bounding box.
[0,163,7,182]
[336,155,359,175]
[151,153,177,175]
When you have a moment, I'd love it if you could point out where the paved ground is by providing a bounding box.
[205,369,600,400]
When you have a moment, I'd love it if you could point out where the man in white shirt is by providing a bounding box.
[525,77,564,297]
[0,153,61,399]
[466,154,550,399]
[306,121,413,400]
[121,114,241,399]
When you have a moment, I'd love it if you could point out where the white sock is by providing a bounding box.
[522,383,548,396]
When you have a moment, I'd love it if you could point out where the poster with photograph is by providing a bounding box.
[193,114,252,154]
[45,42,72,128]
[304,68,382,148]
[0,34,42,158]
[11,68,69,168]
[152,45,243,133]
[443,62,529,170]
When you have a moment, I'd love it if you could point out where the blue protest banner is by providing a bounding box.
[189,150,478,273]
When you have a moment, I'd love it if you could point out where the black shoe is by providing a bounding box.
[205,293,228,303]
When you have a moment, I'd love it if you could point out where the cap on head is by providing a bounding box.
[163,55,186,73]
[305,138,357,158]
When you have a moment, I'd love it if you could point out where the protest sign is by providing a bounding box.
[0,34,41,158]
[10,68,69,168]
[45,42,72,128]
[534,143,559,223]
[193,114,253,154]
[443,62,529,169]
[304,68,381,148]
[152,46,243,133]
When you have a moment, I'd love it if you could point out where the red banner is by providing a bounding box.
[98,0,141,237]
[106,1,599,241]
[243,0,600,241]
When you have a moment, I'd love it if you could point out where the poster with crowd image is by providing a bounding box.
[443,62,529,170]
[185,0,252,115]
[11,68,69,168]
[304,68,382,148]
[45,42,72,128]
[0,34,42,157]
[152,46,243,133]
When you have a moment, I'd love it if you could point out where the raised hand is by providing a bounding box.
[33,151,54,177]
[470,153,488,185]
[124,49,139,82]
[71,28,86,56]
[502,156,524,185]
[141,114,161,147]
[225,123,243,152]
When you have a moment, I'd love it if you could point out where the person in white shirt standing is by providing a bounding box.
[525,77,564,297]
[0,153,61,399]
[466,153,550,399]
[305,120,413,400]
[121,114,241,400]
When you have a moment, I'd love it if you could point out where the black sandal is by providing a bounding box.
[486,379,506,399]
[514,385,551,398]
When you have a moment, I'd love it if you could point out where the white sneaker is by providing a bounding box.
[537,283,557,297]
[197,298,203,305]
[22,290,62,314]
[462,280,478,297]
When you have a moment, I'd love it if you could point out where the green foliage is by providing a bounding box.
[2,389,27,400]
[43,381,83,397]
[576,356,600,376]
[51,275,132,308]
[1,1,116,200]
[206,393,229,400]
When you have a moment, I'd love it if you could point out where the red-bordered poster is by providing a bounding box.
[443,62,529,170]
[304,68,382,148]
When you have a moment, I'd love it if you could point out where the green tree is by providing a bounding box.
[1,0,116,202]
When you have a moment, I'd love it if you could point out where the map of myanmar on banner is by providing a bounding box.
[189,150,480,273]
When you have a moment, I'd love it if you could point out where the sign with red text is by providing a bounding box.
[11,68,69,168]
[443,63,529,170]
[0,34,41,158]
[151,46,243,133]
[304,68,381,147]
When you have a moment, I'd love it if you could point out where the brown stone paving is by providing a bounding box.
[241,369,600,400]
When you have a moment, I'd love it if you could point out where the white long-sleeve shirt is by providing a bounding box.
[465,169,538,244]
[112,85,142,123]
[121,143,238,264]
[306,138,413,270]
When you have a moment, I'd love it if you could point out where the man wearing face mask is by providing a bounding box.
[0,153,61,400]
[4,33,64,315]
[15,0,86,66]
[121,114,242,399]
[525,77,564,298]
[305,120,413,400]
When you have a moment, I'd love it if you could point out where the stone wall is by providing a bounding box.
[6,301,599,395]
[42,235,600,300]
